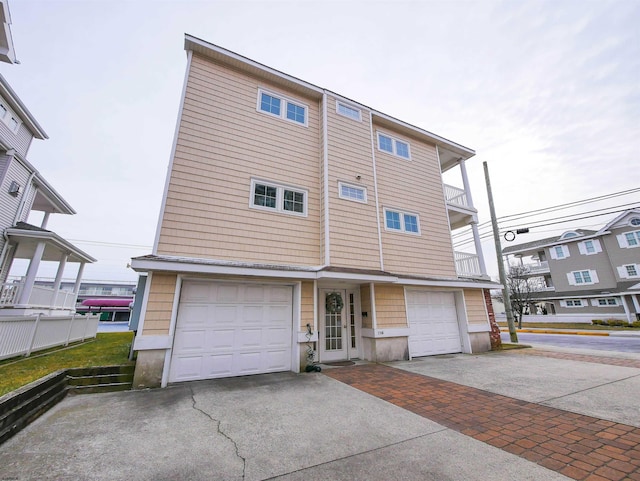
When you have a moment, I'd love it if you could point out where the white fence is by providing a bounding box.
[0,282,77,309]
[0,314,99,361]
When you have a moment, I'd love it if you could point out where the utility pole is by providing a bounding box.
[483,161,518,343]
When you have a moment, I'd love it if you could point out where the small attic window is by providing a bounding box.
[560,231,579,239]
[630,217,640,226]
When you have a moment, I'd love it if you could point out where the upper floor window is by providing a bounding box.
[629,217,640,226]
[338,182,367,203]
[567,269,598,286]
[578,239,601,256]
[618,264,640,279]
[549,244,570,260]
[563,299,584,307]
[384,208,420,235]
[0,101,21,133]
[377,132,410,160]
[560,231,580,239]
[250,178,307,217]
[618,230,640,248]
[595,298,618,306]
[336,101,362,121]
[257,89,308,126]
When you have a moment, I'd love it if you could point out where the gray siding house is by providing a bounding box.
[502,209,640,323]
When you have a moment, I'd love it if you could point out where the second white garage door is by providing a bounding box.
[406,290,462,357]
[169,281,293,383]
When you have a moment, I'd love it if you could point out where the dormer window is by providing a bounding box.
[560,231,579,239]
[630,217,640,226]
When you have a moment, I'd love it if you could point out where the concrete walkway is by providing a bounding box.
[1,348,639,480]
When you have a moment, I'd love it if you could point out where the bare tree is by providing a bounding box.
[505,264,544,328]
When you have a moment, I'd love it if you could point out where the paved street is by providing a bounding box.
[501,332,640,353]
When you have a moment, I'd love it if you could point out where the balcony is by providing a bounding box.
[512,261,550,277]
[444,184,477,230]
[455,251,483,278]
[0,282,77,310]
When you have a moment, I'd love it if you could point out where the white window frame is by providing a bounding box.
[383,207,420,235]
[592,298,619,307]
[567,269,599,286]
[256,88,308,127]
[549,244,570,260]
[338,181,367,203]
[560,299,587,308]
[629,217,640,227]
[249,178,308,217]
[0,100,21,133]
[617,264,640,279]
[376,132,411,160]
[578,239,602,256]
[335,100,362,122]
[617,230,640,248]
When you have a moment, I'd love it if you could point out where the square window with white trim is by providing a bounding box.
[563,299,584,307]
[338,182,367,203]
[578,239,601,255]
[550,244,570,260]
[257,88,308,126]
[250,179,308,216]
[336,101,362,121]
[618,230,640,248]
[383,208,420,235]
[596,298,618,306]
[567,269,598,286]
[618,263,640,278]
[377,132,411,160]
[0,101,20,133]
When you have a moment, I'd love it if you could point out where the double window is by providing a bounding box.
[618,264,640,278]
[0,101,20,133]
[377,132,410,160]
[384,208,420,234]
[257,89,308,126]
[564,300,583,307]
[250,179,307,216]
[596,298,618,306]
[567,269,598,286]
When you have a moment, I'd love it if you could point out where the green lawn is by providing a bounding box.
[0,332,134,397]
[497,322,640,330]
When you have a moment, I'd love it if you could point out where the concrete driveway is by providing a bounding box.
[1,348,638,481]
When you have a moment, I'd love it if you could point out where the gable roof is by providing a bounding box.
[503,229,597,255]
[597,208,640,234]
[0,73,48,139]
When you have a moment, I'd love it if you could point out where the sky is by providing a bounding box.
[3,0,639,283]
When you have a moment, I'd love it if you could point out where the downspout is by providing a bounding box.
[322,91,330,266]
[368,112,384,270]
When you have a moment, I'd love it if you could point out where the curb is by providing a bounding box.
[500,328,610,336]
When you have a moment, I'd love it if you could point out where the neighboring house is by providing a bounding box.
[130,35,499,388]
[0,2,95,316]
[502,209,640,323]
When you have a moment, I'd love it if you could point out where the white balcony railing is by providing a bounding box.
[0,282,77,309]
[525,261,550,274]
[455,251,482,277]
[444,184,469,209]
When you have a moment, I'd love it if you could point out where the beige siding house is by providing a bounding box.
[131,35,498,388]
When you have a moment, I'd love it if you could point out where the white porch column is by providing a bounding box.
[73,262,86,295]
[40,212,51,229]
[631,294,640,315]
[620,295,633,324]
[51,252,68,307]
[18,241,46,305]
[459,159,488,276]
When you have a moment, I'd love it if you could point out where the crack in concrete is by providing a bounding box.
[259,428,449,481]
[540,371,640,404]
[189,387,246,480]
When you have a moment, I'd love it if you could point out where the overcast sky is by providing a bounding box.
[3,0,639,283]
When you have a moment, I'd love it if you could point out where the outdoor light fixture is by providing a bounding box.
[8,180,20,196]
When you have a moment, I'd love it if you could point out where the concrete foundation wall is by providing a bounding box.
[468,332,491,353]
[133,350,166,389]
[361,336,408,362]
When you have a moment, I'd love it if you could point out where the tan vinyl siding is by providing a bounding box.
[375,124,457,277]
[326,96,380,269]
[464,288,489,325]
[301,281,314,330]
[156,54,321,266]
[142,273,178,335]
[360,284,372,329]
[374,284,407,328]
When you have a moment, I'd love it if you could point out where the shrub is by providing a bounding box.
[607,319,626,327]
[592,319,604,325]
[632,321,640,328]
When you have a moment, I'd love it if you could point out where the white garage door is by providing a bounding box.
[406,290,462,357]
[169,281,293,383]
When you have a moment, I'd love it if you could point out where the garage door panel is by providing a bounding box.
[169,281,293,382]
[407,290,461,358]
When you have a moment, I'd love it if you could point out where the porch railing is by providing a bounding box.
[454,251,482,277]
[0,282,76,309]
[444,184,469,209]
[0,314,99,361]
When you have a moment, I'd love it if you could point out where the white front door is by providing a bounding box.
[319,289,361,362]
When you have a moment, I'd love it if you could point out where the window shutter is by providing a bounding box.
[562,245,570,258]
[591,299,598,307]
[550,247,558,260]
[617,234,628,248]
[578,242,586,255]
[581,299,588,306]
[590,270,599,283]
[618,266,629,278]
[567,273,576,286]
[593,239,602,253]
[559,300,567,307]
